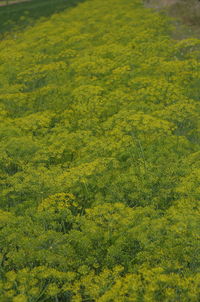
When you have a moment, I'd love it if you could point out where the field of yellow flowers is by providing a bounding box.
[0,0,200,301]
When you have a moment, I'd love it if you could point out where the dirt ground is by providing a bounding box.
[145,0,180,8]
[0,0,30,6]
[145,0,200,38]
[162,0,180,5]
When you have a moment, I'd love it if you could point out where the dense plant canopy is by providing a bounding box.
[0,0,200,301]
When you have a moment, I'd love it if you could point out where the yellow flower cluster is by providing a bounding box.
[0,0,199,300]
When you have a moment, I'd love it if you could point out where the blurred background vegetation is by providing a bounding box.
[0,0,85,37]
[1,0,200,39]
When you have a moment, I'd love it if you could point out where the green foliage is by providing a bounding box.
[0,0,85,36]
[0,0,199,300]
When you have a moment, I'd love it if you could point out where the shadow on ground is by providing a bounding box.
[0,0,85,36]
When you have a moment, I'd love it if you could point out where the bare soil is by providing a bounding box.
[145,0,180,9]
[0,0,30,6]
[145,0,200,38]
